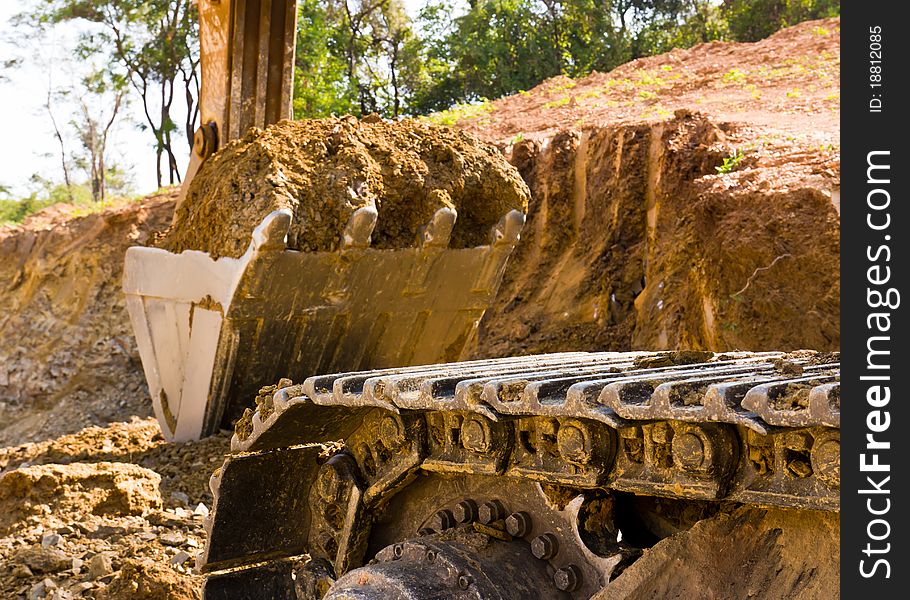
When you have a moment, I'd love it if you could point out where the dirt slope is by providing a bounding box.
[0,192,176,447]
[463,18,840,357]
[455,18,839,148]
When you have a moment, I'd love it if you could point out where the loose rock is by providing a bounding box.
[0,463,162,532]
[13,547,72,574]
[87,553,114,580]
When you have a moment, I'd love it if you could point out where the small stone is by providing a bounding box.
[41,533,62,548]
[193,503,209,517]
[170,551,191,566]
[43,578,57,590]
[28,581,46,600]
[159,532,186,547]
[71,557,84,571]
[136,531,157,541]
[89,525,127,540]
[12,564,33,578]
[146,511,182,527]
[56,526,75,536]
[13,547,72,573]
[88,553,114,580]
[170,491,190,505]
[186,537,199,548]
[74,523,97,536]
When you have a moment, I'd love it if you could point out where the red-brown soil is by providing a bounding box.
[460,18,840,358]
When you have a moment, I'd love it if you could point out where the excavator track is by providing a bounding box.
[200,350,840,599]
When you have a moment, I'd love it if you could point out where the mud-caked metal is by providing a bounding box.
[200,350,840,599]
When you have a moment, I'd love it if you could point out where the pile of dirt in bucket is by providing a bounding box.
[159,117,530,259]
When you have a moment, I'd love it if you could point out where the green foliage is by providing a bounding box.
[0,197,53,226]
[424,99,493,126]
[397,0,838,116]
[409,0,624,112]
[293,0,419,118]
[722,68,748,85]
[0,182,88,226]
[721,0,839,42]
[715,149,745,174]
[544,97,571,109]
[293,0,357,118]
[0,171,137,226]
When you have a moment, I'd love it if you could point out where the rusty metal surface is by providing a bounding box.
[179,0,298,208]
[201,351,840,598]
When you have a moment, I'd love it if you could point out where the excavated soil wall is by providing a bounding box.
[0,194,175,446]
[472,111,839,358]
[600,506,839,599]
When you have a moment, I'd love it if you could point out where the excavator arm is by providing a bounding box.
[181,0,298,205]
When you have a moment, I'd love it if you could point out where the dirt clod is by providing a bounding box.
[634,351,714,369]
[95,558,200,600]
[0,462,162,532]
[160,118,530,259]
[773,359,805,376]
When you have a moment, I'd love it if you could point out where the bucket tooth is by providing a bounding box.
[126,201,526,441]
[342,206,378,249]
[251,209,292,252]
[419,207,457,248]
[492,209,526,246]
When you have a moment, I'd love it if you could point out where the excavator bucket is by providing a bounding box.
[123,206,525,441]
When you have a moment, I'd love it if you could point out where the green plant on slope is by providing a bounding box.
[716,149,745,174]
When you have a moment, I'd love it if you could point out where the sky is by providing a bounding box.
[0,0,425,199]
[0,3,171,197]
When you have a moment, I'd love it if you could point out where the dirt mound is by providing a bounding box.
[0,418,229,599]
[0,417,230,509]
[453,17,839,149]
[160,117,530,259]
[600,506,838,599]
[96,559,200,600]
[0,191,176,447]
[0,462,162,532]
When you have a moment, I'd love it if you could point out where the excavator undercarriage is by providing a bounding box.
[199,351,840,599]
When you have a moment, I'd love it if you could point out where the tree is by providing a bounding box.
[44,78,76,204]
[71,70,128,204]
[25,1,199,188]
[294,0,419,119]
[721,0,839,42]
[293,0,358,117]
